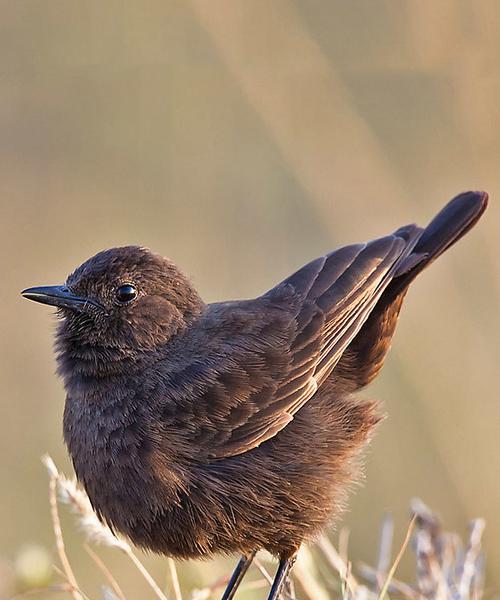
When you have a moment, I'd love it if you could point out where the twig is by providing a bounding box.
[339,527,351,567]
[240,579,268,591]
[253,557,274,586]
[51,563,92,600]
[317,534,358,597]
[458,519,486,600]
[359,564,421,599]
[343,561,353,600]
[84,544,127,600]
[124,548,169,600]
[190,574,230,600]
[167,557,183,600]
[253,558,295,600]
[376,514,394,589]
[285,576,296,600]
[48,473,85,600]
[378,514,417,600]
[293,548,330,600]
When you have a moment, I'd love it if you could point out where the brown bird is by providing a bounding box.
[22,191,487,600]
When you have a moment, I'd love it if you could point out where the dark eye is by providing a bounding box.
[115,284,138,304]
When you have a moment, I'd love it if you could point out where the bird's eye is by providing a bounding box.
[115,284,138,304]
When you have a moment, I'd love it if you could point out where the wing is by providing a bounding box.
[165,227,422,459]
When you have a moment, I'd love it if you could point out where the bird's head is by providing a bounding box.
[22,246,204,356]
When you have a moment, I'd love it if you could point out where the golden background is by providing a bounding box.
[1,2,499,598]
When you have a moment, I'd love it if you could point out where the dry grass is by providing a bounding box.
[13,455,486,600]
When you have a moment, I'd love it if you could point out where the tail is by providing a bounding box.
[334,190,488,390]
[390,190,488,294]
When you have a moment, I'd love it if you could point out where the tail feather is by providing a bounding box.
[334,190,488,390]
[393,190,488,287]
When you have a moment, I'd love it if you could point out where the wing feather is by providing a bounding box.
[204,227,422,458]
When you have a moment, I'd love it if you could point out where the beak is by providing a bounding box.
[21,285,103,311]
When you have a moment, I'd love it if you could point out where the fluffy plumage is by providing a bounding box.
[23,192,487,565]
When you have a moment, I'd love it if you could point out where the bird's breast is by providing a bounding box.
[62,384,183,534]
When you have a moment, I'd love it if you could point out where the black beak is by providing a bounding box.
[21,285,103,311]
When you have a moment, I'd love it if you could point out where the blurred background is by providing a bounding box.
[1,2,499,598]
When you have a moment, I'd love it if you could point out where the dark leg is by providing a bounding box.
[220,552,256,600]
[267,555,297,600]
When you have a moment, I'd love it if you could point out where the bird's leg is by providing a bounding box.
[220,552,256,600]
[267,554,297,600]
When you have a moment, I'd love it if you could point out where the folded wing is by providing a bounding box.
[204,226,422,458]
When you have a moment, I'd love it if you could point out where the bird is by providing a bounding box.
[22,191,487,600]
